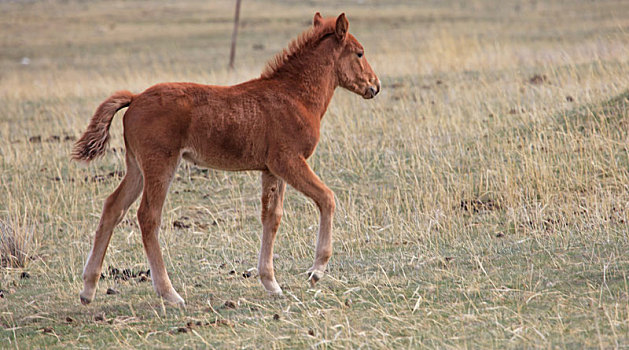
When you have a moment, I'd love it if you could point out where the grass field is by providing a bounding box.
[2,0,629,348]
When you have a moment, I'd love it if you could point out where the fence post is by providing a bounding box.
[229,0,242,70]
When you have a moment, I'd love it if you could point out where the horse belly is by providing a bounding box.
[182,137,266,171]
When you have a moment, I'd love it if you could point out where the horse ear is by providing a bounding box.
[335,13,348,41]
[313,12,323,27]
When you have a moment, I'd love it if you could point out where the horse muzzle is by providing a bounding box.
[363,84,380,99]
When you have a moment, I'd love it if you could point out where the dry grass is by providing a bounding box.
[0,216,35,268]
[1,0,629,348]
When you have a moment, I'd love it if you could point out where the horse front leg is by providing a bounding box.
[258,171,286,294]
[268,156,335,286]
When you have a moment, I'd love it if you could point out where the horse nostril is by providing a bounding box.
[369,86,378,96]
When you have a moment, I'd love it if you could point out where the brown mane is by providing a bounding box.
[261,25,333,78]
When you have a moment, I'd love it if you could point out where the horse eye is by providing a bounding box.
[357,52,363,58]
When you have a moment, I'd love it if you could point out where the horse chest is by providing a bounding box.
[300,135,319,159]
[291,126,320,159]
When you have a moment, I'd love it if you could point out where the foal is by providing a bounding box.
[73,13,380,306]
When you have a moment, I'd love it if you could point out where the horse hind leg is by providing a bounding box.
[80,153,143,305]
[136,155,185,306]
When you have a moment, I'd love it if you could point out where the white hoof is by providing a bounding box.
[161,290,186,307]
[261,278,283,295]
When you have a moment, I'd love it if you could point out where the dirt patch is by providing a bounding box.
[28,135,76,143]
[438,256,455,268]
[101,266,150,282]
[86,171,124,183]
[459,198,500,213]
[171,319,232,334]
[508,108,526,115]
[173,217,191,229]
[528,74,549,85]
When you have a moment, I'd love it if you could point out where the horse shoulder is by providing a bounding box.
[264,99,320,159]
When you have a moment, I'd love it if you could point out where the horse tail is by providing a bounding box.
[71,90,135,163]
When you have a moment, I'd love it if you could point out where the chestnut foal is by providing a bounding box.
[73,13,379,306]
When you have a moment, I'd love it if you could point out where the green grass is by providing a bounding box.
[2,0,629,348]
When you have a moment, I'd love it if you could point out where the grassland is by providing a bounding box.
[2,0,629,348]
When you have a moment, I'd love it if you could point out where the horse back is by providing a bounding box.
[122,81,317,171]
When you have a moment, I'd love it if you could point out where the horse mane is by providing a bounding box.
[261,24,333,79]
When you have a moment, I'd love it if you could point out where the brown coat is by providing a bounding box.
[74,13,380,306]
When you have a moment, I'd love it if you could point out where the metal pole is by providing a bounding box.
[229,0,242,70]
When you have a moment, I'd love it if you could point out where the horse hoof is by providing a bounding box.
[265,285,283,296]
[167,297,186,308]
[161,290,186,307]
[306,269,324,287]
[261,277,283,295]
[79,293,92,305]
[269,289,284,298]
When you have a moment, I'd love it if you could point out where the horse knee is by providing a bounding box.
[137,205,159,232]
[99,195,124,227]
[319,190,335,214]
[136,204,148,223]
[262,201,283,224]
[271,207,283,223]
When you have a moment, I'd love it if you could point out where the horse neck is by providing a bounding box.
[273,51,337,120]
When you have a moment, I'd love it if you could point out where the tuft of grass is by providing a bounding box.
[557,89,629,135]
[0,217,35,268]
